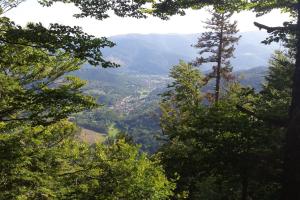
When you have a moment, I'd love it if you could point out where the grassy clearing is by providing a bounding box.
[79,128,107,144]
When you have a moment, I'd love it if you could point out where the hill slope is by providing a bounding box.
[102,32,278,74]
[74,66,268,152]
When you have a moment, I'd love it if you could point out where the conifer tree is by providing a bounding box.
[192,9,241,102]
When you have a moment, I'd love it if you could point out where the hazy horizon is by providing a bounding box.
[107,30,269,37]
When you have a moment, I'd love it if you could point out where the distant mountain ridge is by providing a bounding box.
[102,32,279,75]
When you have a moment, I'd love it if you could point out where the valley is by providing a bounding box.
[74,68,267,152]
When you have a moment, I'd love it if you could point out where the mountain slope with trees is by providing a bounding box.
[103,32,278,74]
[72,66,268,153]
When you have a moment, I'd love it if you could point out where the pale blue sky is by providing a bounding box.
[5,0,291,37]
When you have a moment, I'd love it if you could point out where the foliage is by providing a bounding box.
[0,16,117,67]
[159,62,205,198]
[0,120,76,199]
[60,139,175,200]
[0,46,97,131]
[161,61,204,110]
[192,9,240,102]
[39,0,150,19]
[253,50,294,126]
[158,60,287,199]
[0,123,175,199]
[150,0,247,19]
[0,3,175,199]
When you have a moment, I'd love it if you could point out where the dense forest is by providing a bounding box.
[1,0,300,200]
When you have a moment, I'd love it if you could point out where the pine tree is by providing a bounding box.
[192,9,241,103]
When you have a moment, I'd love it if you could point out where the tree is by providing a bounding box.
[0,30,94,197]
[159,61,284,200]
[60,139,175,200]
[0,45,98,130]
[0,15,117,68]
[0,124,175,199]
[39,0,149,20]
[237,49,295,200]
[0,120,81,199]
[240,3,300,199]
[192,9,240,102]
[4,0,300,198]
[253,50,294,127]
[23,0,300,198]
[159,62,206,198]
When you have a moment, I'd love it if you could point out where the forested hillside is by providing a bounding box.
[103,32,278,74]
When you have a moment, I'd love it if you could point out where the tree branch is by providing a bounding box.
[58,168,89,177]
[0,117,30,122]
[0,37,44,49]
[254,22,297,33]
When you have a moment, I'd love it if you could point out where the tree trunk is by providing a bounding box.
[215,47,222,103]
[282,2,300,199]
[215,14,224,103]
[241,172,248,200]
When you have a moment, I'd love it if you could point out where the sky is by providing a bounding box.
[5,0,291,37]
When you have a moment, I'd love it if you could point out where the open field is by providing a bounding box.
[79,128,107,144]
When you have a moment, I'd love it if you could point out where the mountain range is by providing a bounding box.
[102,32,279,75]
